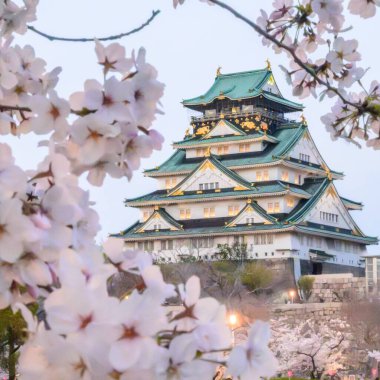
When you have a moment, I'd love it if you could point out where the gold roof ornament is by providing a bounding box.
[184,127,190,137]
[265,58,271,70]
[247,198,252,204]
[154,205,159,211]
[216,66,222,77]
[205,146,211,157]
[300,114,308,125]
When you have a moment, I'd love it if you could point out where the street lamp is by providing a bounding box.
[289,289,296,304]
[227,312,238,347]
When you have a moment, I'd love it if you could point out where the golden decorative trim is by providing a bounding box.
[171,189,184,196]
[216,66,222,76]
[234,185,247,191]
[154,205,159,210]
[215,189,221,192]
[196,190,203,194]
[265,58,271,70]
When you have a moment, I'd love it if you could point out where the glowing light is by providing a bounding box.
[228,313,238,327]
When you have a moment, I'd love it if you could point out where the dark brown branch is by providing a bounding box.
[208,0,360,110]
[27,10,160,42]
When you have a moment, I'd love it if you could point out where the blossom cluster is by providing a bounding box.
[0,2,277,379]
[175,0,380,148]
[254,0,380,149]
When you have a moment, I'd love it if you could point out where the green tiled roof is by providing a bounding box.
[296,225,378,245]
[117,221,377,244]
[146,124,306,176]
[125,181,311,206]
[227,201,278,226]
[286,179,330,223]
[173,132,279,148]
[117,222,290,240]
[341,197,363,210]
[138,208,183,231]
[182,69,303,111]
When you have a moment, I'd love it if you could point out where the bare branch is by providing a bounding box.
[207,0,361,110]
[27,10,160,43]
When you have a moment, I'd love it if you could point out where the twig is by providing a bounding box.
[207,0,361,111]
[27,10,160,42]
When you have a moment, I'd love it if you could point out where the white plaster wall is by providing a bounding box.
[157,176,186,190]
[183,167,240,191]
[305,191,355,230]
[185,141,265,159]
[289,134,324,166]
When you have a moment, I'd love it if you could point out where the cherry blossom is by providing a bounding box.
[326,37,360,73]
[348,0,380,18]
[227,320,278,380]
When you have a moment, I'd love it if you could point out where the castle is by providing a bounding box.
[117,65,377,277]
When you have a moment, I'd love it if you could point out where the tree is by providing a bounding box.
[177,0,380,149]
[0,0,378,378]
[298,276,315,302]
[271,318,350,379]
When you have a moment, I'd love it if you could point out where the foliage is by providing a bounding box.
[240,262,273,293]
[216,242,248,261]
[298,276,315,301]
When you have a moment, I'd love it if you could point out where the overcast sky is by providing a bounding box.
[7,0,380,253]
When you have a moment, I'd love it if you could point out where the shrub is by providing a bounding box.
[240,262,273,293]
[297,275,315,301]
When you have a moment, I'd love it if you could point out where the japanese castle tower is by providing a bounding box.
[119,65,377,276]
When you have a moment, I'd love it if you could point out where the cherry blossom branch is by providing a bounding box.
[207,0,361,111]
[26,10,160,42]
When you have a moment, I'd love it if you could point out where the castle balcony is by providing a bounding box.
[190,107,293,125]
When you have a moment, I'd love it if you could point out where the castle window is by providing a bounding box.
[199,184,203,190]
[224,146,229,154]
[286,198,295,207]
[228,205,239,216]
[231,107,240,114]
[320,211,339,223]
[143,211,152,221]
[143,241,154,252]
[205,109,216,117]
[256,171,262,181]
[299,153,310,162]
[253,234,274,245]
[268,203,274,213]
[161,240,173,250]
[165,178,177,189]
[180,208,191,219]
[192,237,213,248]
[274,202,280,212]
[217,146,223,155]
[263,170,269,181]
[295,174,302,185]
[204,207,215,218]
[137,242,143,250]
[242,105,253,113]
[153,224,161,230]
[281,171,289,182]
[239,143,250,153]
[216,146,229,155]
[246,217,254,224]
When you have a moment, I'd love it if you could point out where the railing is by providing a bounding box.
[190,108,292,124]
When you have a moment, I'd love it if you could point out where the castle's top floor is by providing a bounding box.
[182,67,304,118]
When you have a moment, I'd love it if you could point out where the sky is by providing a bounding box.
[7,0,380,253]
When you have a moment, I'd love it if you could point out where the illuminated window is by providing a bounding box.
[281,171,289,181]
[274,202,280,212]
[268,203,274,213]
[228,205,239,216]
[204,207,215,218]
[263,170,269,181]
[286,198,295,207]
[256,171,262,181]
[180,209,191,220]
[239,144,250,153]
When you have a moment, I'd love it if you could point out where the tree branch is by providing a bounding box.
[27,10,160,42]
[207,0,360,110]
